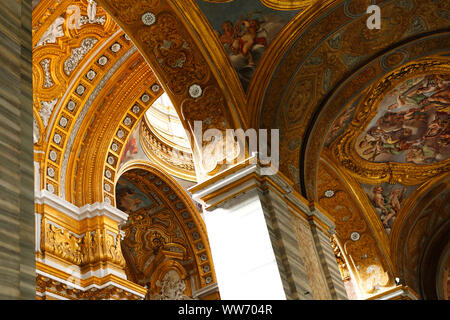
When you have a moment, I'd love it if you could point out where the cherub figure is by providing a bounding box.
[382,186,406,228]
[232,18,267,66]
[371,185,407,229]
[372,186,388,214]
[117,188,142,212]
[219,21,234,48]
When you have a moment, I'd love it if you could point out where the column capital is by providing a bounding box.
[190,158,335,233]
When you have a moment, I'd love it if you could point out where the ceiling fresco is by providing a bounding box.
[325,96,360,146]
[116,175,156,213]
[118,121,147,168]
[360,182,417,234]
[355,74,450,164]
[253,0,450,199]
[195,0,299,91]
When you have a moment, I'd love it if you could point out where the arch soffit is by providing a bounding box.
[317,157,396,294]
[391,175,450,277]
[95,0,245,133]
[33,0,150,200]
[116,160,217,289]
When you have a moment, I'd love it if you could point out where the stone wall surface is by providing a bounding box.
[0,0,35,300]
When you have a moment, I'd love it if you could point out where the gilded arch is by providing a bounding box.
[391,176,449,296]
[96,0,248,177]
[116,161,218,298]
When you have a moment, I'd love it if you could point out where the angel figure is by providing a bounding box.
[382,186,406,228]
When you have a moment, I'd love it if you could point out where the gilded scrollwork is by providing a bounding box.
[317,160,395,295]
[139,12,210,96]
[107,0,160,24]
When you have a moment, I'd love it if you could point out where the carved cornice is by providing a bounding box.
[35,189,128,223]
[36,274,144,300]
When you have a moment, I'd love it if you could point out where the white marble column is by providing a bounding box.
[190,159,347,300]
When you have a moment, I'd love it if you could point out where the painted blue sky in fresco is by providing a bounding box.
[195,0,300,91]
[195,0,299,32]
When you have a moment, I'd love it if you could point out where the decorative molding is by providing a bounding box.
[40,58,54,88]
[260,0,314,10]
[59,46,138,198]
[35,190,128,223]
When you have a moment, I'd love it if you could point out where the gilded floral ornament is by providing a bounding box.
[188,84,202,98]
[142,12,156,26]
[138,12,210,96]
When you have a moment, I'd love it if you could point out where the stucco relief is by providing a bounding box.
[147,270,193,300]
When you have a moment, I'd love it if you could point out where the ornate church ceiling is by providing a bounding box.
[33,0,449,299]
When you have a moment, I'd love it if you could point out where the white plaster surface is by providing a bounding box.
[203,190,286,300]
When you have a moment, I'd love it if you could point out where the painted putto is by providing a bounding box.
[218,13,286,90]
[196,0,298,90]
[356,74,450,164]
[362,183,415,234]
